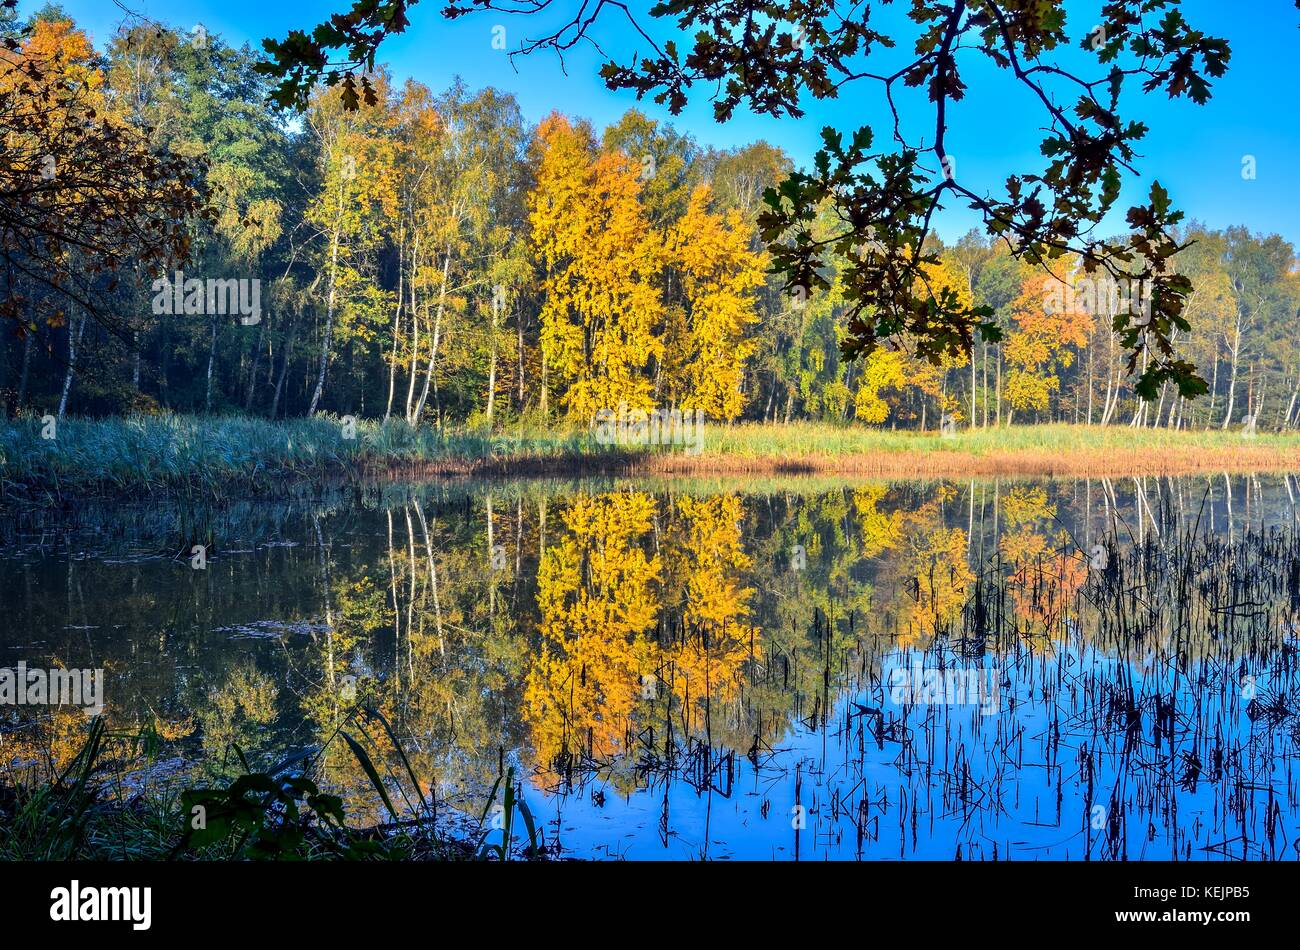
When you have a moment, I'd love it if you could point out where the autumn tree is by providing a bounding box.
[526,491,661,776]
[663,185,765,420]
[659,494,758,728]
[0,13,206,414]
[701,141,797,420]
[895,253,974,429]
[304,74,399,415]
[529,114,663,419]
[1003,269,1093,423]
[854,349,908,425]
[264,0,1232,400]
[601,109,696,227]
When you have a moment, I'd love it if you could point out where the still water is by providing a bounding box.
[3,473,1300,860]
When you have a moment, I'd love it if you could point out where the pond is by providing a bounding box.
[3,472,1299,860]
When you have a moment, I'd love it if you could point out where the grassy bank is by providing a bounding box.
[3,414,1298,504]
[0,716,543,861]
[672,422,1300,478]
[0,414,599,503]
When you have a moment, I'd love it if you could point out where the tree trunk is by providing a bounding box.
[384,229,405,423]
[57,312,87,418]
[486,299,499,425]
[995,344,1003,426]
[308,188,343,416]
[132,332,142,392]
[404,236,421,422]
[1283,373,1300,430]
[981,341,989,427]
[540,345,549,417]
[204,314,218,412]
[270,322,296,419]
[245,316,268,412]
[969,342,976,430]
[1206,348,1219,428]
[1221,318,1241,429]
[1086,342,1094,423]
[413,252,450,425]
[1152,382,1168,430]
[517,307,526,411]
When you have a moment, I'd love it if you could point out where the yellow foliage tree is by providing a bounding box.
[853,484,905,557]
[661,494,758,725]
[529,115,664,418]
[854,349,908,424]
[664,186,765,419]
[886,255,975,425]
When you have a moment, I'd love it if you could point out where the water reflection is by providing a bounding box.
[3,474,1300,859]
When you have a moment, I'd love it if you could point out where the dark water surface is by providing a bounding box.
[4,473,1300,860]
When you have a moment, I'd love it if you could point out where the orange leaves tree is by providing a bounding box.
[525,490,759,784]
[659,493,758,724]
[1004,270,1094,421]
[0,14,207,336]
[526,491,662,776]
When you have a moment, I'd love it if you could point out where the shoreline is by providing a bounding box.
[3,416,1299,506]
[448,444,1300,481]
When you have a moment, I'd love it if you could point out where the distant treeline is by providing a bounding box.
[4,8,1299,431]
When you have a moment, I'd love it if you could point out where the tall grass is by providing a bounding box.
[698,420,1300,456]
[0,413,601,501]
[0,710,543,861]
[3,413,1298,502]
[655,421,1300,477]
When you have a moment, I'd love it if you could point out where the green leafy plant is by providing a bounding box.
[172,709,545,861]
[475,765,542,862]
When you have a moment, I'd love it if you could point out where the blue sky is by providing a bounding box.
[44,0,1300,247]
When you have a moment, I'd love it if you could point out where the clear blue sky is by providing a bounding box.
[43,0,1300,247]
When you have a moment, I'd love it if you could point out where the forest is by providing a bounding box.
[4,6,1299,436]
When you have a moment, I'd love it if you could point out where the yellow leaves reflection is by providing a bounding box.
[525,492,758,784]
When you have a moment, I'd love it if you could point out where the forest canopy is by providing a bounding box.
[259,0,1238,401]
[2,4,1297,434]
